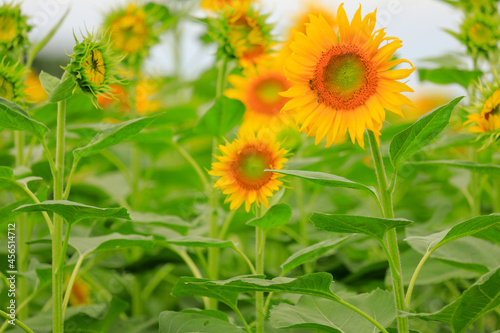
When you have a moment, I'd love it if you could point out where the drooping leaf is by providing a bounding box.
[39,71,61,95]
[196,96,245,137]
[130,211,190,235]
[0,97,49,140]
[281,236,353,275]
[310,213,412,243]
[418,68,482,88]
[390,97,464,169]
[247,203,292,233]
[14,200,130,225]
[73,115,159,163]
[158,311,245,333]
[270,170,378,200]
[407,160,500,176]
[406,267,500,333]
[270,289,396,333]
[173,273,341,305]
[48,76,78,103]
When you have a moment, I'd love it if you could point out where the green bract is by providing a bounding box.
[0,3,30,51]
[0,57,25,102]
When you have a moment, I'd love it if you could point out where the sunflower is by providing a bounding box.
[68,277,91,306]
[209,129,288,212]
[226,57,292,132]
[65,31,121,107]
[201,0,251,11]
[465,89,500,133]
[0,3,30,51]
[289,1,337,37]
[0,57,25,102]
[24,69,48,104]
[281,5,415,148]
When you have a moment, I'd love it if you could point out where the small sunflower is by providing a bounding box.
[65,31,121,106]
[0,57,25,102]
[0,3,30,51]
[226,57,292,132]
[209,129,288,212]
[207,4,275,68]
[24,69,48,104]
[201,0,251,11]
[281,5,415,148]
[465,89,500,133]
[68,277,91,306]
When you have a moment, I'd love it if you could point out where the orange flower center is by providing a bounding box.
[230,145,273,190]
[248,75,288,115]
[311,45,378,110]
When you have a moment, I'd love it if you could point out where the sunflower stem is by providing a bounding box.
[367,130,408,333]
[52,100,66,333]
[255,225,266,333]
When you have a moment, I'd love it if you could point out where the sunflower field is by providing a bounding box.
[1,0,500,332]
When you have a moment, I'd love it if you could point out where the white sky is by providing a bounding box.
[6,0,464,91]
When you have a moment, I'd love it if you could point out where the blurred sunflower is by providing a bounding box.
[24,69,48,104]
[0,57,25,102]
[65,31,121,107]
[281,5,415,148]
[201,0,251,11]
[289,1,337,38]
[0,3,30,51]
[226,57,292,132]
[209,129,288,212]
[400,90,452,121]
[465,89,500,133]
[68,277,91,306]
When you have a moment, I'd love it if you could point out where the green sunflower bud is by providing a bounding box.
[63,30,122,107]
[0,57,25,102]
[0,3,30,51]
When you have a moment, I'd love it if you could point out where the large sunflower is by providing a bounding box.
[465,89,500,133]
[209,129,288,212]
[281,5,415,148]
[226,58,292,132]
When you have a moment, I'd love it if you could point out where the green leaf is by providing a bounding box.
[48,76,77,103]
[163,236,236,249]
[14,200,130,225]
[281,236,353,275]
[0,166,15,182]
[270,169,378,200]
[270,289,396,333]
[246,203,292,233]
[68,233,155,256]
[39,71,61,95]
[407,267,500,333]
[159,311,245,333]
[390,97,464,169]
[173,273,341,305]
[73,115,159,163]
[196,96,245,137]
[418,68,482,88]
[130,211,190,235]
[310,213,412,243]
[406,214,500,253]
[407,160,500,176]
[0,97,49,140]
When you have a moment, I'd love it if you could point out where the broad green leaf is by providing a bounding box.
[418,68,482,88]
[270,289,396,333]
[39,71,61,95]
[130,211,190,235]
[390,97,464,169]
[310,213,412,243]
[64,298,129,333]
[14,200,130,225]
[0,166,15,182]
[246,203,292,233]
[159,311,245,333]
[281,236,352,275]
[48,76,77,103]
[68,233,155,256]
[406,267,500,333]
[407,160,500,176]
[406,214,500,253]
[270,170,378,200]
[174,273,341,304]
[163,236,236,249]
[0,97,49,140]
[73,115,159,163]
[196,96,245,137]
[180,309,229,322]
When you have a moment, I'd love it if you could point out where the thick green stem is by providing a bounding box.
[367,130,408,333]
[255,226,266,333]
[52,100,66,333]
